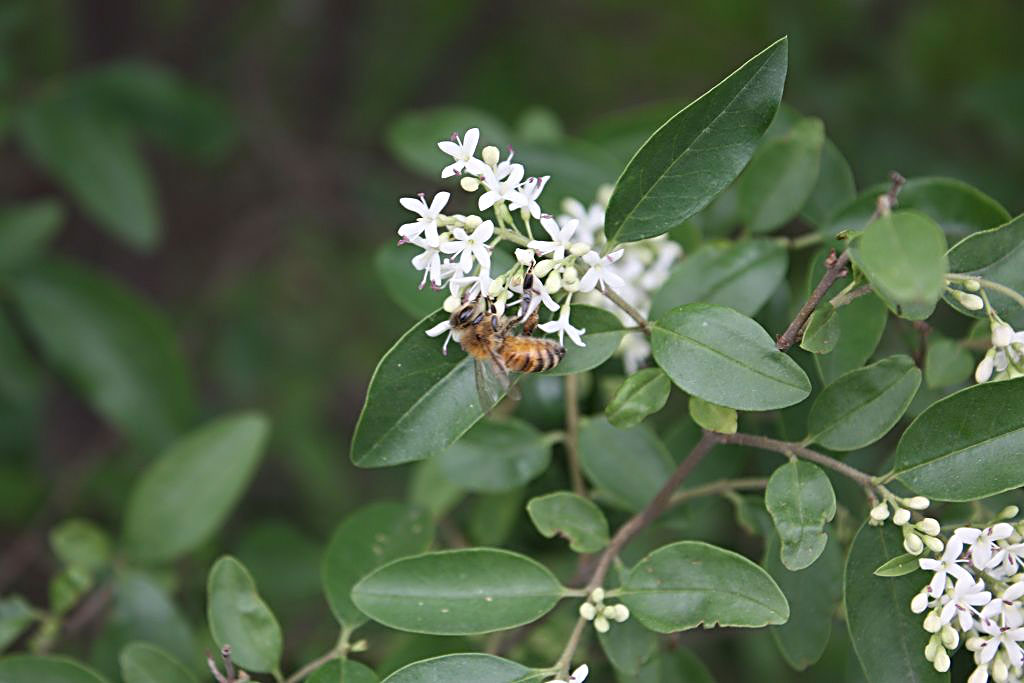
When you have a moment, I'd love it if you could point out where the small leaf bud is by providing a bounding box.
[870,503,891,521]
[923,535,945,554]
[579,602,596,620]
[892,507,911,526]
[460,176,480,193]
[534,259,556,278]
[953,290,985,311]
[993,322,1014,348]
[906,496,931,510]
[569,242,591,257]
[910,591,930,614]
[916,517,941,536]
[482,145,500,167]
[546,270,562,294]
[515,248,535,266]
[922,610,942,633]
[593,615,610,633]
[443,296,460,313]
[904,531,924,555]
[940,624,959,650]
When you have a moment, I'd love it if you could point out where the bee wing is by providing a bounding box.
[474,354,520,410]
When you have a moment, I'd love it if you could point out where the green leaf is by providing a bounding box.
[651,303,811,411]
[924,337,974,389]
[526,491,610,553]
[206,556,282,674]
[850,211,948,319]
[351,549,564,635]
[374,245,447,320]
[49,568,92,616]
[688,396,737,434]
[0,655,110,683]
[9,259,196,450]
[122,413,269,564]
[764,462,836,570]
[806,355,921,451]
[0,310,43,407]
[598,617,658,675]
[650,239,789,319]
[738,117,825,233]
[605,368,672,429]
[119,643,197,683]
[544,305,625,376]
[0,200,63,274]
[380,654,536,683]
[49,518,112,574]
[436,418,550,493]
[764,531,842,670]
[386,107,512,178]
[873,553,922,578]
[322,502,433,628]
[15,90,161,251]
[351,311,489,468]
[621,541,789,632]
[824,176,1009,241]
[814,293,888,385]
[578,417,674,511]
[799,306,840,354]
[845,524,947,683]
[890,378,1024,501]
[604,37,788,244]
[621,648,715,683]
[945,213,1024,320]
[309,660,379,683]
[0,596,38,652]
[801,139,856,227]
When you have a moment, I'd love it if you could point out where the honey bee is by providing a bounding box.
[449,296,566,408]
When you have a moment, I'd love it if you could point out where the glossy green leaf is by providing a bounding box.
[764,531,842,670]
[806,355,921,451]
[9,259,196,450]
[890,378,1024,501]
[386,107,512,178]
[408,458,465,520]
[924,337,974,389]
[49,518,112,574]
[0,200,63,274]
[604,38,788,244]
[873,553,922,578]
[845,524,947,683]
[765,462,835,570]
[206,556,282,674]
[0,596,38,652]
[945,213,1024,320]
[0,655,109,683]
[799,306,839,354]
[605,368,671,429]
[824,177,1009,241]
[352,549,563,635]
[598,617,658,675]
[322,502,433,628]
[119,643,197,683]
[578,417,674,511]
[688,396,737,434]
[15,90,161,251]
[739,117,824,233]
[351,311,489,468]
[466,489,524,547]
[650,239,788,319]
[526,491,610,553]
[651,303,811,411]
[850,211,948,319]
[801,139,856,227]
[622,648,715,683]
[122,413,269,563]
[309,660,379,683]
[436,418,550,493]
[814,292,888,385]
[544,305,625,376]
[380,654,536,683]
[621,541,788,632]
[375,245,447,320]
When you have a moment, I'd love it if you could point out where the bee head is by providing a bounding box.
[450,299,486,329]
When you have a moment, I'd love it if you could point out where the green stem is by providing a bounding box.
[783,231,826,250]
[667,477,770,506]
[829,283,873,309]
[564,374,587,497]
[601,288,650,334]
[495,226,530,247]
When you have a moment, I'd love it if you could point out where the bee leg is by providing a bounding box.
[523,310,539,336]
[491,314,499,332]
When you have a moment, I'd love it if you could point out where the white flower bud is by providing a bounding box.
[910,591,930,614]
[593,615,610,633]
[546,271,562,294]
[954,290,985,311]
[482,146,500,167]
[904,532,924,555]
[976,350,996,383]
[923,610,942,633]
[515,248,535,266]
[579,602,596,620]
[923,535,945,554]
[569,242,591,257]
[999,505,1020,520]
[893,508,911,526]
[443,296,460,313]
[924,634,940,661]
[350,639,368,653]
[968,666,990,683]
[460,176,480,192]
[993,656,1009,683]
[870,503,891,521]
[602,604,618,619]
[906,496,931,510]
[940,624,959,650]
[964,278,982,292]
[966,637,986,652]
[917,518,941,536]
[612,604,630,622]
[463,214,482,229]
[534,259,556,278]
[562,266,579,283]
[563,278,580,293]
[597,183,614,207]
[933,649,950,673]
[590,588,605,604]
[993,322,1014,348]
[488,278,505,298]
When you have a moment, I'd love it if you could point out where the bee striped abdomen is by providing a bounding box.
[501,337,566,373]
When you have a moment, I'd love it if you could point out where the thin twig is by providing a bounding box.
[667,477,770,506]
[601,288,650,334]
[563,374,586,497]
[712,432,876,488]
[221,646,236,682]
[829,284,873,309]
[283,651,339,683]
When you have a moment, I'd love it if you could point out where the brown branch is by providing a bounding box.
[829,284,873,309]
[667,477,769,506]
[563,374,586,497]
[602,288,650,334]
[712,432,876,489]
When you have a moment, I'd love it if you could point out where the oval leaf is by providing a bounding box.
[578,417,674,511]
[0,597,38,652]
[122,413,269,563]
[799,306,840,355]
[206,556,282,674]
[309,660,379,683]
[119,643,197,683]
[806,355,921,451]
[0,200,63,274]
[0,655,109,683]
[351,549,563,635]
[765,462,836,570]
[890,378,1024,501]
[436,418,550,492]
[598,618,658,675]
[945,213,1024,320]
[543,305,625,376]
[873,553,922,578]
[801,138,855,227]
[604,37,788,243]
[620,541,789,632]
[381,654,535,683]
[815,293,888,385]
[924,337,974,389]
[688,396,737,434]
[526,491,610,553]
[605,368,671,429]
[322,502,433,628]
[651,303,810,411]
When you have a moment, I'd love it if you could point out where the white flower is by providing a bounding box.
[398,191,449,247]
[529,216,578,261]
[509,175,549,219]
[478,163,526,211]
[977,349,996,383]
[425,319,455,355]
[993,322,1015,348]
[538,298,586,347]
[981,582,1024,631]
[511,272,560,322]
[920,535,973,594]
[991,331,1024,375]
[560,197,605,242]
[448,265,492,301]
[977,626,1024,669]
[548,664,589,683]
[438,128,485,178]
[939,576,991,631]
[955,524,1015,570]
[440,220,494,271]
[579,249,626,293]
[409,237,443,289]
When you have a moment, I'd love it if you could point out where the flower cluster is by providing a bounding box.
[945,277,1024,384]
[578,587,630,634]
[896,504,1024,680]
[395,127,681,367]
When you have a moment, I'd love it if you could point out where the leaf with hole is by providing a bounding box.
[526,491,610,553]
[206,556,282,674]
[765,462,836,570]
